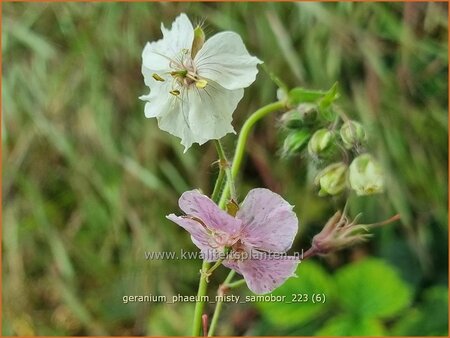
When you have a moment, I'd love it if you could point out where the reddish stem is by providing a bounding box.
[301,247,317,260]
[202,314,208,337]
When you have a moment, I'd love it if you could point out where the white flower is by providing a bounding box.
[140,13,262,151]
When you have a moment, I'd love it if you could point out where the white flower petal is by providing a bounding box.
[195,32,262,90]
[140,77,172,118]
[144,101,163,119]
[139,93,151,101]
[160,13,194,53]
[156,93,208,151]
[142,40,171,73]
[154,82,242,151]
[187,81,242,141]
[142,13,194,72]
[141,63,167,88]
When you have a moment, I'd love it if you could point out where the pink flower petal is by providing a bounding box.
[222,259,242,274]
[238,256,300,294]
[166,214,219,262]
[237,188,299,252]
[179,190,242,236]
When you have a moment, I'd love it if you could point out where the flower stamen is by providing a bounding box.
[152,73,165,82]
[171,70,188,77]
[195,79,208,89]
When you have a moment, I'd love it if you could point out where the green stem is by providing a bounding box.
[207,270,236,336]
[191,140,231,336]
[205,259,224,277]
[219,101,286,207]
[192,260,210,336]
[223,270,236,285]
[195,100,285,335]
[211,160,225,203]
[214,140,236,206]
[225,279,246,289]
[207,296,224,336]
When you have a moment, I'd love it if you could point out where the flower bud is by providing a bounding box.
[308,128,334,157]
[280,110,303,130]
[308,210,400,256]
[298,103,318,126]
[280,103,318,130]
[310,211,370,255]
[340,120,367,149]
[314,162,348,196]
[349,154,384,196]
[282,129,311,157]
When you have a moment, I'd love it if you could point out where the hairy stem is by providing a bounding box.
[207,270,236,336]
[195,101,286,335]
[207,102,286,336]
[192,140,232,336]
[210,165,225,203]
[219,101,286,207]
[214,140,236,208]
[225,279,246,289]
[205,259,225,278]
[192,261,210,336]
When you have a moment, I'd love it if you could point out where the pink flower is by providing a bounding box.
[167,188,300,294]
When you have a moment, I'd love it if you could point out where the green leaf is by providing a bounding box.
[319,82,339,109]
[391,286,448,336]
[257,261,335,328]
[317,315,385,336]
[288,87,328,105]
[335,258,412,318]
[318,82,339,121]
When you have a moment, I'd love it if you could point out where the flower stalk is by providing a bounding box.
[192,260,210,336]
[192,139,235,336]
[214,140,236,203]
[202,102,287,336]
[202,314,209,337]
[207,270,235,336]
[219,101,286,207]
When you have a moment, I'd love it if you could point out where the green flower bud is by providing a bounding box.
[340,120,367,149]
[280,103,318,130]
[298,103,318,126]
[308,128,334,157]
[315,162,348,196]
[280,110,303,130]
[282,129,311,157]
[349,154,384,196]
[191,25,205,58]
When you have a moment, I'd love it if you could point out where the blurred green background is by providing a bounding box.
[2,2,448,336]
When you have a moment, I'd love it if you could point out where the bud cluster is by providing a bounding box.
[280,85,384,197]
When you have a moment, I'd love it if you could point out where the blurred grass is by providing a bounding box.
[2,2,448,336]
